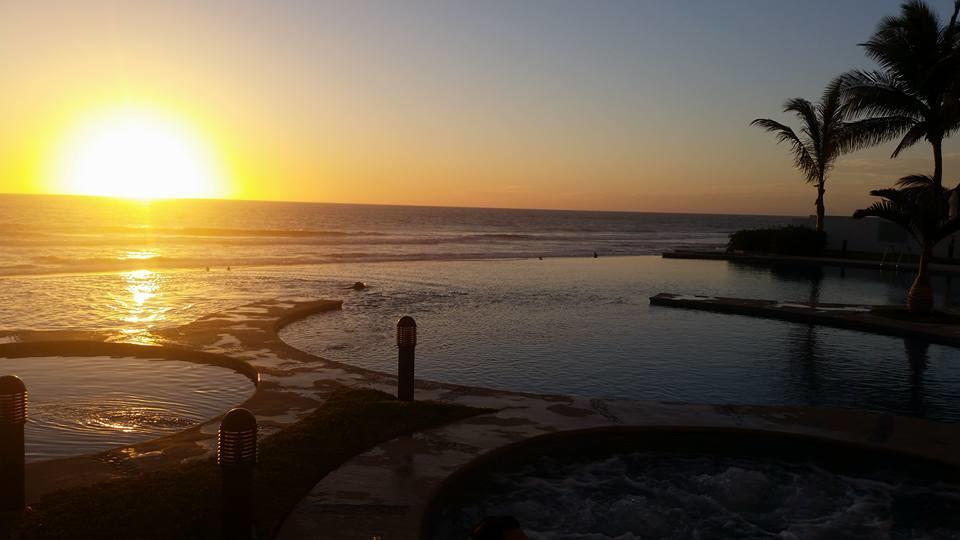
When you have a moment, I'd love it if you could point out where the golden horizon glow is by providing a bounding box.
[48,105,226,200]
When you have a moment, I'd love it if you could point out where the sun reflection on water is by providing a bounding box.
[121,250,158,260]
[116,268,167,344]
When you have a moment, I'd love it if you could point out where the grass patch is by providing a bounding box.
[17,387,488,539]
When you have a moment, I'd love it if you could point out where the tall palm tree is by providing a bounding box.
[853,174,960,313]
[752,84,853,232]
[837,0,960,187]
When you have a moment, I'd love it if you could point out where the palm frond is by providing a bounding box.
[869,187,919,209]
[895,174,937,189]
[853,199,918,241]
[941,0,960,56]
[783,98,821,152]
[750,118,819,182]
[892,122,930,157]
[862,0,943,85]
[836,116,916,154]
[836,70,927,119]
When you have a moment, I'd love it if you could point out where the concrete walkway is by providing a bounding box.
[2,297,960,539]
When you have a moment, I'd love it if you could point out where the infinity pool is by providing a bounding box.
[0,356,254,462]
[281,256,960,423]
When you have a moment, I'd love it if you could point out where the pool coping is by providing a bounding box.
[0,340,260,384]
[2,295,959,539]
[662,249,960,275]
[649,292,960,346]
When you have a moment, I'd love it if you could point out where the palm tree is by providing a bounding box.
[853,174,960,313]
[752,84,853,232]
[837,0,960,187]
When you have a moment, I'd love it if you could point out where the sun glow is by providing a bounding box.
[50,105,225,200]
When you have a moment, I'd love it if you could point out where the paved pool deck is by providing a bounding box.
[650,292,960,346]
[1,296,960,539]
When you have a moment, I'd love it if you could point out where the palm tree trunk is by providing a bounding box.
[814,180,825,232]
[908,241,934,314]
[933,138,944,187]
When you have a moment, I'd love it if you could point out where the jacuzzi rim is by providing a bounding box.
[0,340,259,464]
[419,424,960,539]
[0,340,259,385]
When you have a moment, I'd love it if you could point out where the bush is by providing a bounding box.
[727,226,826,256]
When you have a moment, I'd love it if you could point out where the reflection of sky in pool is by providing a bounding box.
[429,450,960,539]
[0,356,253,462]
[280,256,960,423]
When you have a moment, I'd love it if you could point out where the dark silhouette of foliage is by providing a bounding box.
[728,226,827,256]
[854,174,960,313]
[837,0,960,187]
[752,84,855,231]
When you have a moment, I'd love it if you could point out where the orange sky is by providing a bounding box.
[1,1,958,216]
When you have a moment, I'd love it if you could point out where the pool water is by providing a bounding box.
[428,450,960,539]
[280,256,960,423]
[0,356,254,462]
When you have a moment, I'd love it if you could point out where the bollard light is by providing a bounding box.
[0,376,26,427]
[0,375,27,514]
[397,316,417,347]
[218,408,257,540]
[218,408,258,467]
[396,316,416,401]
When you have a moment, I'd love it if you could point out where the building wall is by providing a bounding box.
[817,216,960,258]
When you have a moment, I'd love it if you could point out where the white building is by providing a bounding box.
[813,216,960,258]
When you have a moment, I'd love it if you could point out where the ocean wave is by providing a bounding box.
[0,223,390,240]
[0,242,726,277]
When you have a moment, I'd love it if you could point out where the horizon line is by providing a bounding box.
[0,191,807,219]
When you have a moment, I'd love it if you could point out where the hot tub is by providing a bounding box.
[0,352,255,462]
[423,428,960,539]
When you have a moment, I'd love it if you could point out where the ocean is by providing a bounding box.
[0,194,795,277]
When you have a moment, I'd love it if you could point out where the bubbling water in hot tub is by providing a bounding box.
[429,448,960,539]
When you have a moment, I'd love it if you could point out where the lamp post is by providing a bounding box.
[396,316,416,401]
[218,408,257,540]
[0,375,26,514]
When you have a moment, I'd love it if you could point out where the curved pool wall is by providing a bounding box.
[0,342,257,462]
[279,257,960,423]
[422,427,960,539]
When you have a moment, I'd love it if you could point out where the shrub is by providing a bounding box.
[727,226,826,256]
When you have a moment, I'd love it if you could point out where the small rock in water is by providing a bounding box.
[351,281,367,290]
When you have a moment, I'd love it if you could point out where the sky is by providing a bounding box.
[1,0,959,215]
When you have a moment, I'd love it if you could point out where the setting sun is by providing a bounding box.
[49,105,224,200]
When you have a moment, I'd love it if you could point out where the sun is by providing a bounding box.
[50,105,224,200]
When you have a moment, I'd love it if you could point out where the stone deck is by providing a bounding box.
[1,296,959,539]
